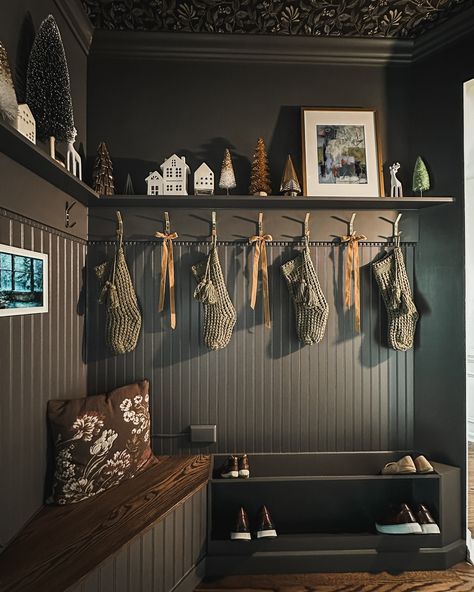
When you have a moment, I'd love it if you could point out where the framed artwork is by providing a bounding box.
[0,244,48,317]
[301,108,384,197]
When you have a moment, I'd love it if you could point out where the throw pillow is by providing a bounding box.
[48,380,155,505]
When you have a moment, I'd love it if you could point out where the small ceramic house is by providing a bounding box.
[145,170,164,196]
[16,104,36,144]
[160,154,190,195]
[194,162,214,195]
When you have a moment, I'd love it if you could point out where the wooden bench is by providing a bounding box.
[0,455,210,592]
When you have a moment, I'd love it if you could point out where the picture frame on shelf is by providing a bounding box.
[0,244,48,317]
[301,108,384,198]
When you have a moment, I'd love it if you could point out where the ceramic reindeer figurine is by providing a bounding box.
[66,127,82,181]
[389,162,403,197]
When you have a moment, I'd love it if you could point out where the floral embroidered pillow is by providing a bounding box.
[48,380,155,505]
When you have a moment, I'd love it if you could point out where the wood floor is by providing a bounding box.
[197,446,474,591]
[197,563,474,591]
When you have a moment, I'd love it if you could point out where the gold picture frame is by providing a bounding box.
[301,107,384,197]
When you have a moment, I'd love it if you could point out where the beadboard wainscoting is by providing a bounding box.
[0,209,87,548]
[87,240,415,455]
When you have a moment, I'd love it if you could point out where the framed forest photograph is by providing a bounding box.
[0,244,48,317]
[301,108,383,197]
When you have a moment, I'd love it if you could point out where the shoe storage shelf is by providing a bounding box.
[206,451,464,575]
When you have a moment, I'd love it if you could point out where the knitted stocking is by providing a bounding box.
[192,246,236,350]
[96,247,142,355]
[372,246,418,351]
[281,245,329,345]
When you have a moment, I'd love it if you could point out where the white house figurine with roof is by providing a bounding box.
[16,103,36,144]
[145,170,164,196]
[160,154,190,195]
[194,162,214,195]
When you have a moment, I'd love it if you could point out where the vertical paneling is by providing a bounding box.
[87,240,415,455]
[0,210,87,548]
[65,485,207,592]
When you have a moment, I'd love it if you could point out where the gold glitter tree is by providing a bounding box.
[249,137,272,196]
[93,141,115,196]
[218,148,236,194]
[280,154,301,196]
[0,42,18,125]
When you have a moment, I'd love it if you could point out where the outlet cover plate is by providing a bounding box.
[190,424,216,443]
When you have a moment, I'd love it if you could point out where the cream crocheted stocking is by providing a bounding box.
[192,246,236,350]
[281,245,329,345]
[372,247,418,351]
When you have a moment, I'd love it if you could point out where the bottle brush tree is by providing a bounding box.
[0,42,18,125]
[249,137,272,196]
[93,141,115,196]
[412,156,430,196]
[26,14,74,159]
[218,148,236,194]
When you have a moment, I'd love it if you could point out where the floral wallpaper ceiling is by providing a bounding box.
[81,0,473,37]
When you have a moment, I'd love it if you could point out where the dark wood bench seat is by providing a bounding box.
[0,455,210,592]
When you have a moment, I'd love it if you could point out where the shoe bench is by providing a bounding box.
[0,455,210,592]
[207,451,465,575]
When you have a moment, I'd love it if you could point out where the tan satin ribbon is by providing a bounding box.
[155,231,178,329]
[340,233,367,332]
[249,233,273,328]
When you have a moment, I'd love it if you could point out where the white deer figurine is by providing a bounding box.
[66,127,82,181]
[389,162,403,197]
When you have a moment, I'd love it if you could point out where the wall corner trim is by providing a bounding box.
[90,30,414,66]
[54,0,94,55]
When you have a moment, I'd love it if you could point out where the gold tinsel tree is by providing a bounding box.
[280,154,301,196]
[0,42,18,125]
[249,137,272,196]
[92,141,115,196]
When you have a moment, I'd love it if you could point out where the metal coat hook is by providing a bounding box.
[258,212,263,236]
[164,211,170,234]
[65,201,76,229]
[211,211,217,239]
[349,212,356,236]
[393,213,402,246]
[304,212,310,239]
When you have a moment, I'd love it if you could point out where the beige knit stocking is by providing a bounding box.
[192,245,236,350]
[281,244,329,345]
[372,246,418,351]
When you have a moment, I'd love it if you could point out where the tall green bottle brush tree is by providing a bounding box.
[26,15,75,159]
[412,156,430,196]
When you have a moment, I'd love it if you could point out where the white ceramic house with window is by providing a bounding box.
[16,103,36,144]
[160,154,190,195]
[194,162,214,195]
[145,170,164,196]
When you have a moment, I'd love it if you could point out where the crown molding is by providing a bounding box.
[54,0,94,55]
[413,5,474,62]
[90,31,414,66]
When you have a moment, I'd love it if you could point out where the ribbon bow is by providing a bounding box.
[339,232,367,332]
[249,233,273,328]
[155,231,179,329]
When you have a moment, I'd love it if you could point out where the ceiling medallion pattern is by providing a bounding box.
[82,0,472,37]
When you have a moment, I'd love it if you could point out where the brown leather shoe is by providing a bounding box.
[230,507,251,541]
[238,454,250,478]
[220,455,239,479]
[256,505,277,539]
[416,504,440,534]
[381,455,416,475]
[376,503,422,534]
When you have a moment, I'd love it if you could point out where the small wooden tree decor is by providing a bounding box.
[93,141,115,196]
[280,155,301,196]
[26,15,74,159]
[249,137,272,196]
[218,148,236,195]
[0,42,18,125]
[412,156,430,196]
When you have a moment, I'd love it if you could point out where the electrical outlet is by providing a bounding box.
[190,424,216,443]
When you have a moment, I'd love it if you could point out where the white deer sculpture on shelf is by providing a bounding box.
[66,127,82,181]
[389,162,403,197]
